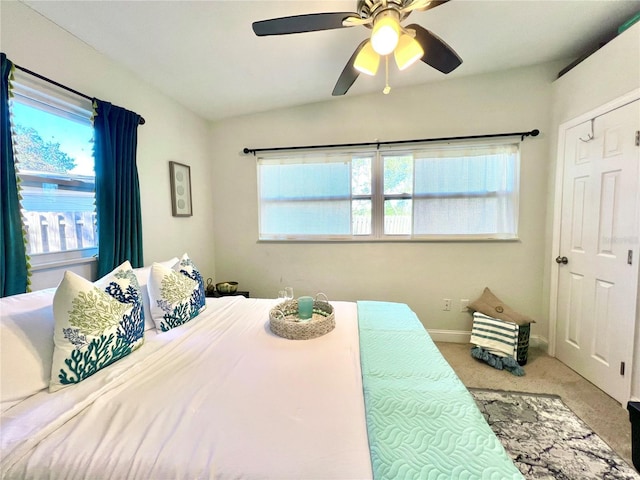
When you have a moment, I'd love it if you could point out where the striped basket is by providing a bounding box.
[517,323,531,366]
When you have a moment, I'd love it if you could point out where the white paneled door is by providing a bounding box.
[555,99,640,405]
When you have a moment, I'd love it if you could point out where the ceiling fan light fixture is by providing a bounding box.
[394,33,424,70]
[371,10,401,55]
[354,41,381,76]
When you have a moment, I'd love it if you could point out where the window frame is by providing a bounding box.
[257,139,521,242]
[10,70,98,268]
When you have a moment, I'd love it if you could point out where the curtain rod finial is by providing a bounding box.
[521,129,540,141]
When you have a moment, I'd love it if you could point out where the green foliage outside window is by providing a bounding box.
[12,123,76,173]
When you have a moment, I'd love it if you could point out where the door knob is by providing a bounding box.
[555,256,568,265]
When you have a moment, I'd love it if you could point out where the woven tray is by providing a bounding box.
[269,295,335,340]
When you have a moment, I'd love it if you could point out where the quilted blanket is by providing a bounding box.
[357,301,523,479]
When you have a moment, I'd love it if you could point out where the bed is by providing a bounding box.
[0,258,523,479]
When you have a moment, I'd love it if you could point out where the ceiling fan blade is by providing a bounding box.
[253,12,358,36]
[332,40,369,96]
[402,0,450,14]
[407,24,462,74]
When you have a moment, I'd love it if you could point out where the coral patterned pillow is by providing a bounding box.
[148,254,206,332]
[132,257,179,331]
[174,253,206,314]
[50,261,144,392]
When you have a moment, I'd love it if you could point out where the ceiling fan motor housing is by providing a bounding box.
[357,0,412,23]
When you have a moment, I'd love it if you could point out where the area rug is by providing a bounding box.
[470,389,639,479]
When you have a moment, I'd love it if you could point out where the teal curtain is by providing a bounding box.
[93,99,143,278]
[0,53,28,297]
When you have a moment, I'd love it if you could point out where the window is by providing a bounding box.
[257,141,519,241]
[10,71,97,263]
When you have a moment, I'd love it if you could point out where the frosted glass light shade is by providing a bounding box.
[354,42,380,76]
[371,13,400,55]
[394,34,424,70]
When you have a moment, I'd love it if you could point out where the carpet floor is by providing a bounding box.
[471,389,638,479]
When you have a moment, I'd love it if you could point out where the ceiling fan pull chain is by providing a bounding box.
[383,56,391,94]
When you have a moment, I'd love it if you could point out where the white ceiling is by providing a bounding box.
[21,0,640,122]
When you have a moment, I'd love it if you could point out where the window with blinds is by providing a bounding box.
[257,141,520,241]
[10,69,97,261]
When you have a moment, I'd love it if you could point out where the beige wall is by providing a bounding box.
[551,22,640,126]
[210,62,563,341]
[1,1,216,284]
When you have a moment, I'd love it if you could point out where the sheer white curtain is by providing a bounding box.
[257,142,520,241]
[411,143,519,237]
[258,153,352,239]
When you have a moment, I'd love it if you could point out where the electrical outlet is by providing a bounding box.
[460,299,470,312]
[442,298,451,311]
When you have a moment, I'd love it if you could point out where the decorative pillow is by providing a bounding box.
[50,261,145,392]
[133,257,179,331]
[468,287,535,325]
[147,254,206,332]
[173,253,206,313]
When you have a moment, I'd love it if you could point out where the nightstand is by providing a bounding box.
[207,291,250,298]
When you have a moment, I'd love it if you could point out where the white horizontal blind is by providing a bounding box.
[256,141,520,241]
[412,144,519,237]
[258,154,353,239]
[11,69,93,125]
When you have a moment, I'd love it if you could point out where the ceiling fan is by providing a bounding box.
[252,0,462,96]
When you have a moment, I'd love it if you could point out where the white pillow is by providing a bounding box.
[50,261,144,392]
[133,257,179,331]
[0,290,56,404]
[148,254,206,332]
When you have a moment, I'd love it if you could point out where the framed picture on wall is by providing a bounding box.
[169,161,193,217]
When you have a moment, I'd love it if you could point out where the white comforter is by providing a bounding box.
[1,296,373,479]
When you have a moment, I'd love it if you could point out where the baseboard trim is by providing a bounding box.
[531,335,548,352]
[428,329,549,353]
[427,329,471,344]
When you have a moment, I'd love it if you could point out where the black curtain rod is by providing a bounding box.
[243,129,540,155]
[14,64,146,125]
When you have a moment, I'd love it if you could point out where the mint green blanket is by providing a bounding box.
[357,301,523,479]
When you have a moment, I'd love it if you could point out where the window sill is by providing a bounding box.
[258,235,521,243]
[29,251,97,272]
